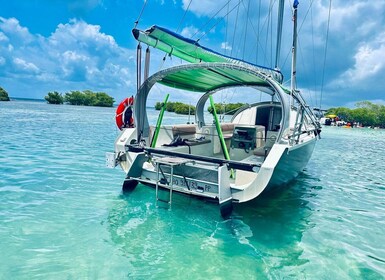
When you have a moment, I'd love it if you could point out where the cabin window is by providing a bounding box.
[271,107,282,131]
[255,106,282,132]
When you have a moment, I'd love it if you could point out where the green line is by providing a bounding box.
[209,96,234,178]
[209,96,229,159]
[151,94,169,148]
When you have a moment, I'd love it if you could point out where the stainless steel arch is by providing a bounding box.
[134,62,290,141]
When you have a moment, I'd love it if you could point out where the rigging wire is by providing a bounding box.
[176,0,193,33]
[298,0,315,32]
[320,0,332,111]
[221,2,231,114]
[232,0,270,65]
[250,0,271,66]
[280,3,294,70]
[270,0,273,67]
[275,0,284,69]
[282,1,315,78]
[297,1,316,108]
[230,0,241,57]
[263,1,273,67]
[298,38,316,107]
[192,0,233,39]
[310,3,317,108]
[224,1,230,56]
[196,1,242,43]
[134,0,148,28]
[228,0,243,105]
[255,0,261,64]
[136,0,191,73]
[242,0,251,60]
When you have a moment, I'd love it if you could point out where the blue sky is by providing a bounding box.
[1,0,384,109]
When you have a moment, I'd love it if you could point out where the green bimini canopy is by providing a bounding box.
[134,63,291,139]
[157,64,271,92]
[132,25,284,84]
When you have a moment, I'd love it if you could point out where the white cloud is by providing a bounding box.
[13,58,40,73]
[181,26,199,38]
[0,17,34,44]
[221,42,232,51]
[319,1,385,38]
[0,17,135,100]
[182,0,228,17]
[61,51,90,80]
[334,32,385,86]
[0,31,8,42]
[1,1,385,108]
[49,19,117,50]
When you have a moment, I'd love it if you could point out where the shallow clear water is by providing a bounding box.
[1,100,384,279]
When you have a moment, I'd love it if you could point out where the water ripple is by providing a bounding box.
[1,102,384,279]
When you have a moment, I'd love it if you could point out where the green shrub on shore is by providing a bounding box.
[44,90,114,107]
[326,101,385,128]
[155,101,195,115]
[0,86,10,101]
[208,102,245,115]
[155,101,245,115]
[45,91,64,104]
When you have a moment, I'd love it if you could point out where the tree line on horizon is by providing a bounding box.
[155,101,245,115]
[45,90,114,107]
[326,101,385,128]
[2,84,384,127]
[154,101,196,115]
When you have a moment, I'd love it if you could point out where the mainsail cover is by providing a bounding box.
[132,25,283,84]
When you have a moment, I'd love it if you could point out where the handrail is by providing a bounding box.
[126,145,261,172]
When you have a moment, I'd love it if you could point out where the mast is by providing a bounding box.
[291,0,299,92]
[275,0,285,69]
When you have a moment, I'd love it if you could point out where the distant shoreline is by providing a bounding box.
[9,97,45,102]
[6,98,159,109]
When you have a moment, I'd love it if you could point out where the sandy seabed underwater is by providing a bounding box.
[0,100,384,279]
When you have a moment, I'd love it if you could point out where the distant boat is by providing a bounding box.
[107,1,322,217]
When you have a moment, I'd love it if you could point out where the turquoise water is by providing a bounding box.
[1,100,384,279]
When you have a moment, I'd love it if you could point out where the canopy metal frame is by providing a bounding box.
[134,62,290,143]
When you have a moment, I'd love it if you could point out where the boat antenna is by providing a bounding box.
[291,0,299,94]
[275,0,285,69]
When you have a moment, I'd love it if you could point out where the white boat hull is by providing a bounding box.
[109,126,318,208]
[268,138,317,188]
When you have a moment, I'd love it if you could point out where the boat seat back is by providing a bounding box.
[253,130,277,156]
[195,123,235,154]
[149,124,196,147]
[172,124,196,137]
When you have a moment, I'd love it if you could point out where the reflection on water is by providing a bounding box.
[2,101,385,279]
[106,171,319,278]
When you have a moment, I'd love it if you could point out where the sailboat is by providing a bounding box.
[106,1,322,217]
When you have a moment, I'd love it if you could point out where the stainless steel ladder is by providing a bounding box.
[154,157,193,206]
